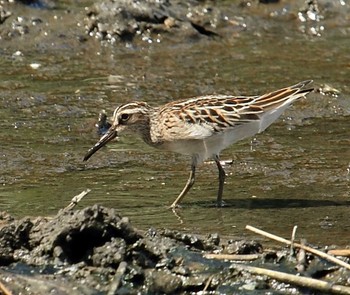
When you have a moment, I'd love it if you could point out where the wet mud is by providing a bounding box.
[1,0,344,50]
[0,0,349,293]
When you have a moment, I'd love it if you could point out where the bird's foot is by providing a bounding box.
[216,200,227,207]
[168,203,182,210]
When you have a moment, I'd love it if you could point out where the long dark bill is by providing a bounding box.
[83,129,118,161]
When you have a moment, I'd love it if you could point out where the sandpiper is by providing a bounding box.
[84,80,313,208]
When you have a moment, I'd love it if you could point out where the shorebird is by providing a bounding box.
[84,80,313,208]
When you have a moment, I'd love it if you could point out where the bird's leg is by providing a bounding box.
[214,155,226,207]
[170,161,196,209]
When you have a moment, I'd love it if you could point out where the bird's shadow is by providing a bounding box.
[181,198,350,210]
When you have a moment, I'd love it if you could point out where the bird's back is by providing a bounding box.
[149,81,313,160]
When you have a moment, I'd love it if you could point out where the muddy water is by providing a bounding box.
[0,26,349,246]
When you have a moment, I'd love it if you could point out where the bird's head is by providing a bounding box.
[83,102,152,161]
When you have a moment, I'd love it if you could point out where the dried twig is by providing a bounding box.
[63,189,91,211]
[202,274,214,292]
[327,249,350,257]
[246,225,350,271]
[290,225,298,255]
[107,261,127,295]
[233,263,350,295]
[0,281,13,295]
[204,253,260,261]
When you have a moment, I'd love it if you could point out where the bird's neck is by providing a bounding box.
[139,109,163,148]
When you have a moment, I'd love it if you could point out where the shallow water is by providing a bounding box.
[0,7,349,246]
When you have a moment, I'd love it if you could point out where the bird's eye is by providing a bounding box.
[120,113,130,122]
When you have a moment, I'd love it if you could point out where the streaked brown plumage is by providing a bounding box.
[84,80,313,208]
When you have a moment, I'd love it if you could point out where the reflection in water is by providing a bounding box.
[0,29,349,245]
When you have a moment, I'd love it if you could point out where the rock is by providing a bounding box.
[145,269,182,294]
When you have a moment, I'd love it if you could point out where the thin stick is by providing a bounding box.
[290,225,298,255]
[202,274,214,292]
[328,249,350,257]
[107,261,127,295]
[63,189,91,211]
[0,281,13,295]
[246,225,350,271]
[233,263,350,294]
[204,253,260,261]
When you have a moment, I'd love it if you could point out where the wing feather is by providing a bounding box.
[156,81,313,141]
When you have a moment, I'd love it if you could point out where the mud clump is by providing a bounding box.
[84,0,226,44]
[0,205,349,294]
[0,205,229,293]
[1,0,347,52]
[0,207,191,292]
